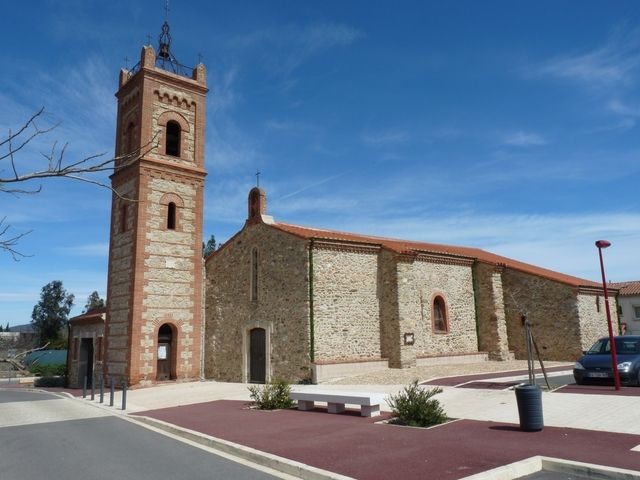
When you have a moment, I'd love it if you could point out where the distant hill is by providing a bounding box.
[8,323,34,333]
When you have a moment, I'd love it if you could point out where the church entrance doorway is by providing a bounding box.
[157,323,175,381]
[78,338,94,387]
[249,328,266,383]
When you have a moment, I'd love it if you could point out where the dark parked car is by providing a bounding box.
[574,335,640,386]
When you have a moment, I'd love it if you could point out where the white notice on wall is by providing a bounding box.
[158,345,167,360]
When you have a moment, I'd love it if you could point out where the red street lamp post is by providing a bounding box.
[595,240,621,391]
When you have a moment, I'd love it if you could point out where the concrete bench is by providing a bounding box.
[290,391,385,417]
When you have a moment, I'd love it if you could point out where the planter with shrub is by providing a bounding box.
[386,380,448,428]
[248,379,295,410]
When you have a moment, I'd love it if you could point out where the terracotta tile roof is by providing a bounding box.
[272,222,602,289]
[611,281,640,296]
[69,307,106,324]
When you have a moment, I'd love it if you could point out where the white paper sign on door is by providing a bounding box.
[158,345,167,360]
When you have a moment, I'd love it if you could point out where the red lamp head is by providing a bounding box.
[595,240,611,249]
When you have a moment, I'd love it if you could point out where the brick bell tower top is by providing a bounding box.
[115,43,208,172]
[105,23,209,387]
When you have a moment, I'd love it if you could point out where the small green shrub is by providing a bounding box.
[34,376,66,388]
[248,379,295,410]
[387,381,448,428]
[29,363,67,377]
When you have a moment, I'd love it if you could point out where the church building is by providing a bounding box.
[67,27,617,388]
[204,188,615,384]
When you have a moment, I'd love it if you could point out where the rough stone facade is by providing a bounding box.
[313,245,382,363]
[502,270,611,361]
[205,222,311,383]
[577,292,616,351]
[474,263,511,360]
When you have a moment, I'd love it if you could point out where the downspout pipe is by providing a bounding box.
[308,238,315,364]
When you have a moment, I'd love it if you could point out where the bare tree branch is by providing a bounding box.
[1,108,160,259]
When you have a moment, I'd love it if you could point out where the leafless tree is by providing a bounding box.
[1,108,158,259]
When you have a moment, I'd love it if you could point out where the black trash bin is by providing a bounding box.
[515,384,543,431]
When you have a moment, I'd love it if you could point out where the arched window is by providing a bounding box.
[251,248,258,301]
[432,296,448,333]
[167,202,176,230]
[165,121,181,157]
[126,122,135,154]
[120,204,128,233]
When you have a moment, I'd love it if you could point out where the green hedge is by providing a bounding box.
[29,363,67,377]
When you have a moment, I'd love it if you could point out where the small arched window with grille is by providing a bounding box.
[432,295,449,333]
[251,248,258,301]
[165,121,181,157]
[167,202,177,230]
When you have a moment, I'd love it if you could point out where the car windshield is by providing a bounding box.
[586,338,640,355]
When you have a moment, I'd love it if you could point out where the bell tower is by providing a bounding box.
[104,21,208,386]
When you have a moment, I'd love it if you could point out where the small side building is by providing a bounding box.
[205,188,616,384]
[68,308,106,388]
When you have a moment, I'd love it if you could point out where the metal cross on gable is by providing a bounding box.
[255,170,261,187]
[146,33,152,45]
[124,56,129,69]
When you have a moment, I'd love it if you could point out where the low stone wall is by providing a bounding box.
[312,358,389,383]
[415,352,489,367]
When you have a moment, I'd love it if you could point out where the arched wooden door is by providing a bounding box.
[157,324,175,381]
[249,328,266,384]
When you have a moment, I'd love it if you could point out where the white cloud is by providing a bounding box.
[230,22,362,77]
[534,27,640,88]
[608,99,640,117]
[502,131,547,147]
[57,242,109,257]
[361,129,410,147]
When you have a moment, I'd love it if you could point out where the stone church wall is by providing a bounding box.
[312,246,382,363]
[502,269,582,361]
[205,224,311,383]
[411,259,478,358]
[577,293,614,351]
[473,263,511,360]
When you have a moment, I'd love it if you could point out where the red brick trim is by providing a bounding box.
[414,252,475,267]
[312,240,380,254]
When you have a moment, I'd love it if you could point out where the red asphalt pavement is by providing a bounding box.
[136,400,640,480]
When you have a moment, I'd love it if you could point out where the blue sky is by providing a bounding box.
[2,1,639,326]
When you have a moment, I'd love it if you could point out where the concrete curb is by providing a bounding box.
[131,415,354,480]
[459,455,640,480]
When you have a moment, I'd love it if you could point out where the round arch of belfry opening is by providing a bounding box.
[157,323,177,381]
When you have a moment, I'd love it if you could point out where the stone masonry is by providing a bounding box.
[205,222,311,383]
[105,45,207,386]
